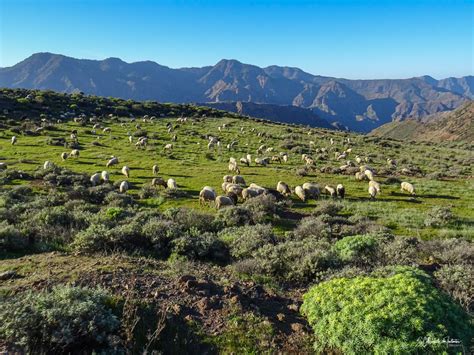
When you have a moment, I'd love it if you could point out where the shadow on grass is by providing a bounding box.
[391,192,459,200]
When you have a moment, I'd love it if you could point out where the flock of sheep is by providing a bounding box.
[4,114,417,210]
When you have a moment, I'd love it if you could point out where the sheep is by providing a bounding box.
[248,183,266,194]
[242,187,263,200]
[325,185,337,198]
[271,155,282,163]
[387,158,397,166]
[369,180,381,194]
[119,181,129,193]
[70,149,80,158]
[215,195,234,209]
[90,173,101,186]
[103,127,111,133]
[0,162,7,170]
[222,175,233,183]
[151,177,167,188]
[336,184,345,199]
[226,183,243,196]
[364,169,375,181]
[302,182,320,199]
[232,175,246,185]
[199,186,216,205]
[106,157,119,167]
[11,136,17,145]
[401,182,416,195]
[164,143,173,151]
[355,156,362,164]
[336,152,347,160]
[61,152,69,161]
[228,162,240,175]
[167,178,177,189]
[257,144,267,154]
[43,161,54,169]
[128,135,133,144]
[152,165,159,175]
[368,185,377,200]
[295,186,306,202]
[254,157,269,166]
[277,181,291,196]
[282,153,289,163]
[121,166,130,178]
[240,157,250,167]
[101,171,109,182]
[246,154,252,164]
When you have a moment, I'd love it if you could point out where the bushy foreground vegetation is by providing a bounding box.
[0,89,472,353]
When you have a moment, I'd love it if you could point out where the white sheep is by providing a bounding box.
[121,166,130,178]
[302,182,320,199]
[364,169,375,181]
[61,152,69,161]
[246,154,252,164]
[368,185,377,200]
[242,187,263,200]
[119,181,129,193]
[199,186,216,205]
[90,173,101,186]
[337,184,345,198]
[369,180,381,194]
[215,195,234,209]
[164,143,173,151]
[152,165,159,175]
[295,186,306,202]
[167,178,177,189]
[401,182,416,195]
[103,127,111,133]
[226,183,243,196]
[325,185,337,198]
[101,171,109,182]
[11,136,17,145]
[240,157,250,166]
[43,161,54,170]
[277,181,291,196]
[232,175,246,185]
[106,157,119,167]
[70,149,80,158]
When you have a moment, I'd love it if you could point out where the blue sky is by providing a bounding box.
[0,0,472,79]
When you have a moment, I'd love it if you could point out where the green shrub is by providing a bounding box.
[434,264,473,313]
[0,221,28,251]
[424,206,454,227]
[301,267,473,354]
[0,286,121,353]
[171,228,228,262]
[332,234,379,265]
[219,224,276,260]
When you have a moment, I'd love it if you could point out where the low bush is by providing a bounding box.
[0,286,121,353]
[332,234,379,265]
[434,264,473,313]
[424,206,454,227]
[301,267,473,354]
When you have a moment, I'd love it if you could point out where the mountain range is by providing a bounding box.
[1,52,473,132]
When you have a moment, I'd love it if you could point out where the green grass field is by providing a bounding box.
[1,114,472,239]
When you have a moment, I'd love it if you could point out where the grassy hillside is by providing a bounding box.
[370,101,474,142]
[1,88,472,353]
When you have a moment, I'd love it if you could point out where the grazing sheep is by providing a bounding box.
[242,187,263,200]
[119,181,129,193]
[369,180,381,194]
[302,182,320,199]
[368,185,377,200]
[295,186,306,202]
[103,127,111,133]
[325,185,337,198]
[70,149,80,158]
[240,157,250,166]
[232,175,246,185]
[43,161,54,169]
[223,175,233,183]
[387,158,397,166]
[248,183,266,194]
[152,165,159,175]
[152,177,167,188]
[121,166,130,178]
[401,182,416,195]
[90,173,101,186]
[215,195,234,209]
[246,154,252,164]
[128,135,133,143]
[106,157,119,167]
[364,169,375,181]
[254,157,269,166]
[61,152,69,161]
[199,186,216,205]
[336,152,347,160]
[271,155,282,163]
[164,143,173,151]
[228,162,241,175]
[277,181,291,196]
[355,156,362,164]
[0,163,7,170]
[282,154,289,163]
[11,136,17,145]
[336,184,345,199]
[226,183,243,196]
[101,171,109,182]
[167,178,177,189]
